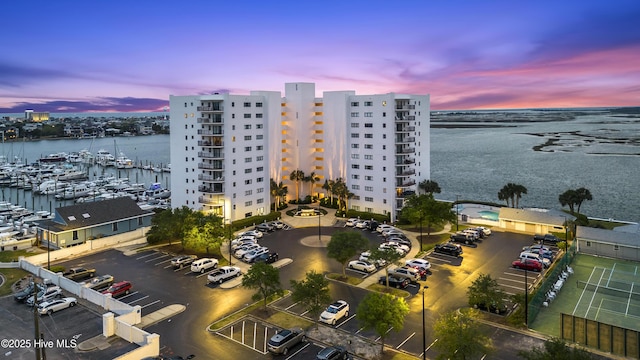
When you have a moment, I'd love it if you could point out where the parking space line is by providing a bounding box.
[375,326,393,341]
[195,271,211,278]
[500,283,525,291]
[127,295,149,304]
[183,271,195,276]
[355,326,365,334]
[420,338,438,358]
[336,313,356,329]
[145,254,170,263]
[396,332,415,349]
[285,302,299,311]
[498,277,525,284]
[300,310,309,316]
[286,342,311,359]
[142,300,161,309]
[154,259,173,265]
[118,291,139,300]
[136,253,158,260]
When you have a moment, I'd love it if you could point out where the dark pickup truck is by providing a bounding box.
[533,234,560,244]
[63,267,96,281]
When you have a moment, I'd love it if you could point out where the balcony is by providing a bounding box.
[395,136,415,144]
[397,169,415,176]
[198,162,224,170]
[199,185,224,194]
[395,147,415,154]
[396,180,416,187]
[395,104,415,110]
[395,125,415,132]
[197,130,224,137]
[198,151,225,159]
[197,116,223,124]
[197,105,223,112]
[198,174,225,182]
[199,195,224,204]
[395,189,416,198]
[198,140,225,148]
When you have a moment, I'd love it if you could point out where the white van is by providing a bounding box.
[191,258,219,273]
[519,252,550,268]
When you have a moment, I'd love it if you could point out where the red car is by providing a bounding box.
[512,259,542,272]
[405,265,428,278]
[102,281,132,297]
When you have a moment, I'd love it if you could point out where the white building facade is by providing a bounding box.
[170,83,429,223]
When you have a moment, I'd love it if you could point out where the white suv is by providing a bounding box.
[190,258,219,273]
[319,300,350,325]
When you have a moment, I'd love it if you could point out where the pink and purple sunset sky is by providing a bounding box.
[1,0,639,113]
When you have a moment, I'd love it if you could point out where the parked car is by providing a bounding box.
[367,220,379,231]
[207,266,241,284]
[238,230,263,239]
[462,229,480,240]
[191,258,219,273]
[234,243,262,258]
[255,223,275,232]
[345,218,358,227]
[81,274,114,290]
[347,260,376,273]
[433,243,463,257]
[389,267,420,282]
[355,220,370,229]
[14,282,46,302]
[534,233,561,244]
[267,327,306,355]
[512,259,543,272]
[376,224,395,233]
[450,233,474,245]
[102,281,132,297]
[243,247,270,263]
[171,255,198,269]
[270,221,285,229]
[522,245,554,259]
[379,241,409,255]
[378,275,410,289]
[383,230,405,238]
[475,226,492,236]
[319,300,350,325]
[359,251,387,267]
[254,252,279,264]
[405,258,431,271]
[406,265,428,278]
[316,345,350,360]
[26,286,63,306]
[231,238,257,250]
[385,236,412,248]
[37,297,77,315]
[519,251,551,268]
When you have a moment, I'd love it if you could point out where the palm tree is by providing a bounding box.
[512,183,527,208]
[289,169,305,203]
[418,179,441,195]
[498,187,511,207]
[306,172,320,199]
[558,189,577,213]
[498,183,527,208]
[270,178,279,210]
[333,178,348,211]
[270,179,287,210]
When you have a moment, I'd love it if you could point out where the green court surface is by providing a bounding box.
[530,254,640,336]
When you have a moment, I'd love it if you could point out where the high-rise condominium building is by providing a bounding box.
[169,82,429,223]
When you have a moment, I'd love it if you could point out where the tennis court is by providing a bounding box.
[572,263,640,331]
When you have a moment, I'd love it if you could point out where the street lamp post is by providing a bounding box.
[422,285,429,360]
[455,194,460,231]
[318,192,321,244]
[524,266,528,327]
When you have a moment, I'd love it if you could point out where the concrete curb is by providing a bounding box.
[138,304,186,328]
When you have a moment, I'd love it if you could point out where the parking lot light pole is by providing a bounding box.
[318,192,321,244]
[422,285,429,360]
[455,194,460,231]
[524,266,528,328]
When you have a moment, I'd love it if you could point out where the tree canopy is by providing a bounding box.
[559,187,593,215]
[241,262,284,309]
[356,292,410,352]
[290,270,331,329]
[418,179,441,195]
[369,247,403,287]
[433,309,493,359]
[401,194,456,250]
[327,231,370,277]
[518,338,593,360]
[467,273,507,313]
[498,183,528,208]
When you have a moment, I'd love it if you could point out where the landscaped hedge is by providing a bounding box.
[230,211,282,230]
[342,210,391,223]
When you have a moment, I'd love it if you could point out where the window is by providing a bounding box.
[244,135,252,141]
[245,179,252,185]
[73,230,78,240]
[351,164,360,169]
[351,154,359,159]
[365,176,373,181]
[256,135,263,139]
[364,112,373,117]
[364,155,373,160]
[365,186,373,191]
[257,187,264,193]
[245,168,252,173]
[351,101,359,106]
[364,144,373,149]
[256,166,263,171]
[244,124,251,129]
[245,190,252,196]
[351,144,359,149]
[256,102,263,107]
[256,125,263,130]
[112,223,118,231]
[364,123,373,128]
[243,102,251,107]
[244,146,252,151]
[257,198,264,204]
[351,133,359,138]
[352,185,360,190]
[245,157,252,163]
[382,134,386,139]
[351,174,359,179]
[364,101,373,106]
[256,156,264,161]
[138,218,143,225]
[244,114,251,118]
[245,201,253,206]
[365,197,373,202]
[351,112,359,117]
[365,165,373,170]
[351,123,360,128]
[586,241,591,247]
[364,134,373,138]
[257,177,264,182]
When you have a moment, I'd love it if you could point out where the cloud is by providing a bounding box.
[0,62,77,87]
[0,97,169,113]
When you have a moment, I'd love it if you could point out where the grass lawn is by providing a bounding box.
[0,249,35,262]
[0,268,30,296]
